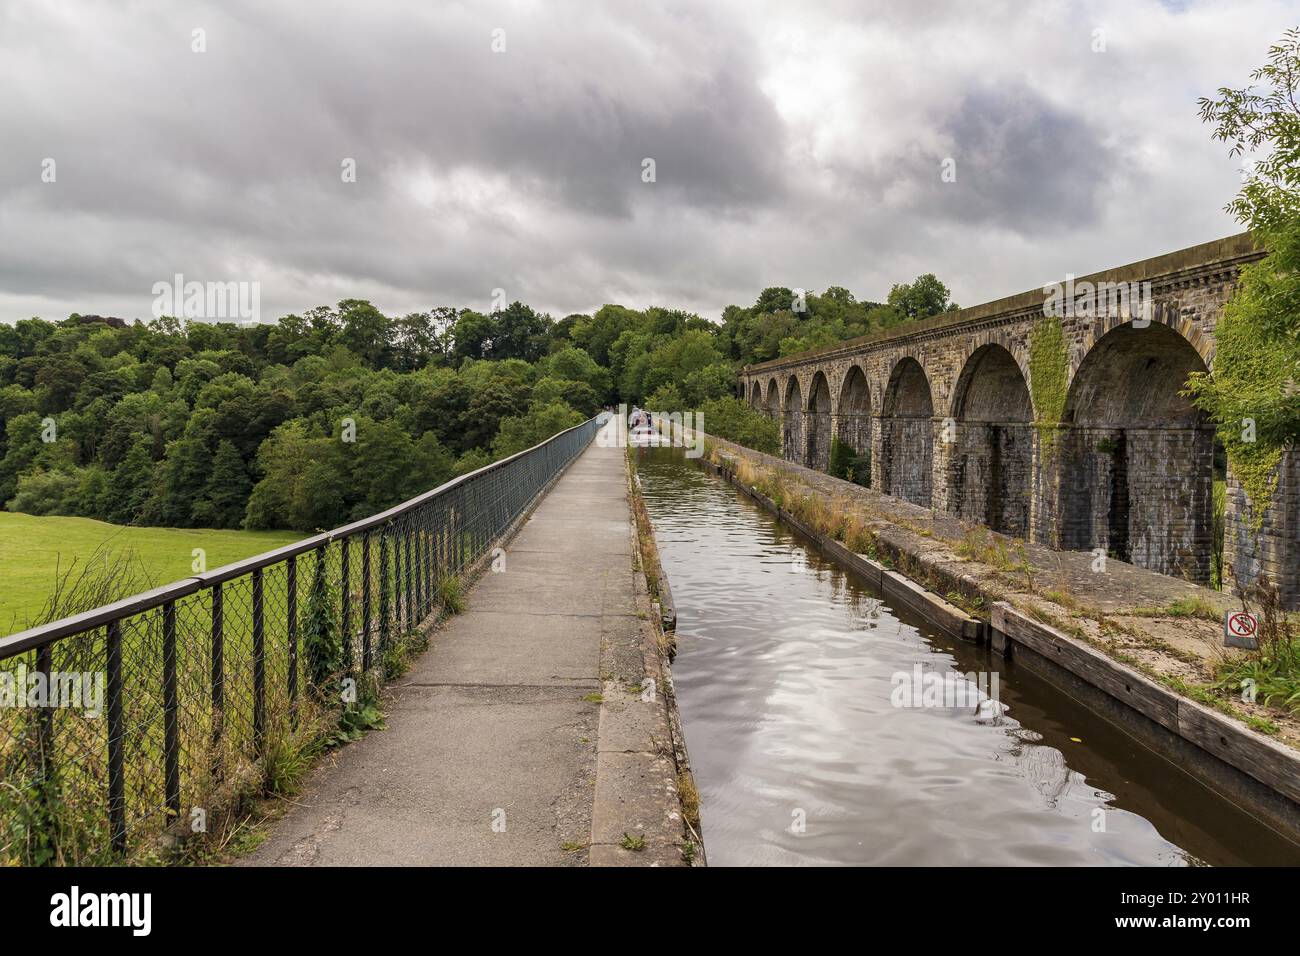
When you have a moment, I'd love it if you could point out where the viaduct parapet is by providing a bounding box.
[737,233,1297,607]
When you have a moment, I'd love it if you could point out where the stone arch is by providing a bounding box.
[1057,320,1214,581]
[1076,306,1216,377]
[765,378,780,419]
[949,344,1033,534]
[783,375,804,463]
[879,356,934,507]
[954,332,1033,411]
[805,370,833,471]
[834,364,872,485]
[749,380,763,408]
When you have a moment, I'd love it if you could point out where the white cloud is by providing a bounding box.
[0,0,1293,324]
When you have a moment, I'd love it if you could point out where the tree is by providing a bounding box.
[734,310,799,365]
[698,397,781,455]
[337,299,392,368]
[194,373,294,459]
[99,391,186,467]
[105,436,157,523]
[531,377,601,416]
[1188,28,1300,518]
[644,383,686,413]
[145,435,213,526]
[754,287,796,314]
[451,310,493,365]
[492,402,583,458]
[548,313,585,351]
[33,352,87,413]
[173,357,223,405]
[682,363,736,406]
[571,305,640,366]
[412,432,456,491]
[544,347,611,400]
[194,440,252,528]
[406,368,473,451]
[0,412,45,504]
[461,375,531,451]
[6,469,79,515]
[347,418,444,518]
[0,258,975,541]
[490,302,551,363]
[886,274,959,319]
[391,311,443,371]
[453,447,493,477]
[244,421,348,530]
[75,465,111,518]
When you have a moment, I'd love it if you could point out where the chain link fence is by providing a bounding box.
[0,416,600,864]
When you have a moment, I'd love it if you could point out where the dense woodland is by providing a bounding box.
[0,276,957,532]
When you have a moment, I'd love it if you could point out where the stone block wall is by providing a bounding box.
[782,411,804,464]
[806,408,832,471]
[877,416,933,507]
[1125,427,1215,583]
[833,412,872,466]
[1037,426,1214,583]
[737,234,1296,606]
[1223,449,1300,601]
[947,422,1033,535]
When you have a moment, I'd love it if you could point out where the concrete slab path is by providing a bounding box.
[242,420,657,866]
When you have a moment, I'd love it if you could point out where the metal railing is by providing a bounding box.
[0,416,601,864]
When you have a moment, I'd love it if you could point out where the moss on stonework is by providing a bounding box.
[1229,445,1283,534]
[1028,316,1069,450]
[1184,251,1293,527]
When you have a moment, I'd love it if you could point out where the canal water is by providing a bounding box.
[634,446,1300,866]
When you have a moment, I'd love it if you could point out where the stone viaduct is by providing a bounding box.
[737,233,1298,608]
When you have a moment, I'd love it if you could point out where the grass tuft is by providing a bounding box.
[436,574,465,614]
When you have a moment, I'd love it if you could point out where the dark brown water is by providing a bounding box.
[635,447,1300,866]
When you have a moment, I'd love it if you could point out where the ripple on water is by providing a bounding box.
[634,447,1298,867]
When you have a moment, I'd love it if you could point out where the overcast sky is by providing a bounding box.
[1,0,1295,325]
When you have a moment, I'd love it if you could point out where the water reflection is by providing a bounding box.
[635,446,1300,867]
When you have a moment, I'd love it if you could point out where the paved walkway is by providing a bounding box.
[244,421,650,866]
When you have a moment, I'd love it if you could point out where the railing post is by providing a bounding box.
[405,524,414,627]
[35,643,53,765]
[424,518,435,611]
[105,618,126,856]
[162,601,180,821]
[452,507,461,574]
[34,641,56,845]
[362,531,373,672]
[340,537,353,672]
[311,545,326,690]
[379,531,391,660]
[413,525,424,618]
[286,556,297,707]
[252,568,265,755]
[210,584,224,774]
[391,527,403,634]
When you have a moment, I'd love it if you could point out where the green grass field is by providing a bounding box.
[0,512,301,635]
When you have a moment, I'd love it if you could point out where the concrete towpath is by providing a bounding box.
[243,419,685,866]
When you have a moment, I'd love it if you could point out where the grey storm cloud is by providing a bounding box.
[0,0,1291,324]
[823,85,1118,235]
[926,87,1119,232]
